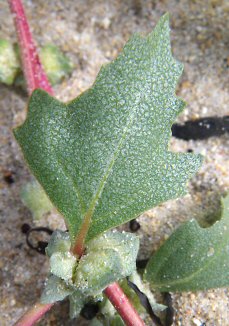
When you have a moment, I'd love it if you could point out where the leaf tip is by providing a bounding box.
[157,12,170,30]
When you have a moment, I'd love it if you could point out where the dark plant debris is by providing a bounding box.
[129,219,141,232]
[163,292,174,326]
[80,303,99,320]
[21,223,31,234]
[127,278,163,326]
[22,225,53,255]
[3,170,15,184]
[136,259,149,269]
[172,116,229,140]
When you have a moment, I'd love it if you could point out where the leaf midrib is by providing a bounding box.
[81,102,140,226]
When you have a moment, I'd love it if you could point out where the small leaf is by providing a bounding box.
[20,180,53,220]
[40,44,74,85]
[43,230,139,313]
[0,39,20,85]
[50,251,76,281]
[45,229,71,257]
[75,231,139,295]
[69,290,87,319]
[144,194,229,291]
[41,274,74,304]
[14,14,202,243]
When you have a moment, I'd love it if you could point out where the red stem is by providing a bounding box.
[71,212,91,257]
[8,0,53,95]
[10,1,145,326]
[104,283,145,326]
[14,303,54,326]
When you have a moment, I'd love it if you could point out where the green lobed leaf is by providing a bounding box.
[144,193,229,291]
[14,14,202,243]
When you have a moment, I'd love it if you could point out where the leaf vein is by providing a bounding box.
[84,104,139,221]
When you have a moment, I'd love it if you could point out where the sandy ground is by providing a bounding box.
[0,0,228,325]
